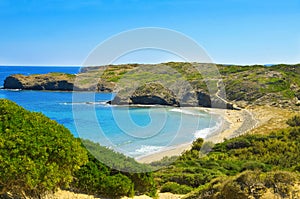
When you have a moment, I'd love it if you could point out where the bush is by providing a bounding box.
[191,138,204,151]
[185,171,300,199]
[0,99,88,198]
[241,161,270,172]
[71,140,157,198]
[287,115,300,127]
[160,182,193,194]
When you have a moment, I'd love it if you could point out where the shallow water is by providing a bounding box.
[0,66,221,157]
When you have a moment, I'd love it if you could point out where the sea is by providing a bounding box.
[0,66,221,158]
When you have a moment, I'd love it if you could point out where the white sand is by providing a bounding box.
[136,107,253,163]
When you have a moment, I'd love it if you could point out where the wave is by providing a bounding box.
[129,145,163,156]
[59,101,110,106]
[2,88,22,91]
[194,118,223,139]
[169,108,206,116]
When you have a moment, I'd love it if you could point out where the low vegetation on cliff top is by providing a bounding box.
[5,62,300,109]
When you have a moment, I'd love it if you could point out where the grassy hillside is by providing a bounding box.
[80,62,300,109]
[6,62,300,109]
[218,64,300,108]
[152,115,300,198]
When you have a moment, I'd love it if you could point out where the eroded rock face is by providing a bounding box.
[3,76,24,89]
[4,74,75,91]
[109,82,235,108]
[111,82,179,106]
[3,74,115,92]
[3,71,234,109]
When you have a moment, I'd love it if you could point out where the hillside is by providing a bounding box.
[4,63,300,109]
[1,97,300,198]
[153,116,300,198]
[0,99,157,198]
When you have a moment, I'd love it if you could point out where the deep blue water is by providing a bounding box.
[0,66,220,158]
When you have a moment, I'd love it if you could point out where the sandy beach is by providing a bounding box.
[137,105,297,164]
[47,189,184,199]
[136,106,257,163]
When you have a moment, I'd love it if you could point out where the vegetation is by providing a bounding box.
[160,182,193,194]
[287,115,300,127]
[0,99,157,198]
[6,62,300,109]
[155,116,300,197]
[48,72,76,78]
[2,71,300,198]
[185,170,300,199]
[217,64,300,107]
[0,99,88,198]
[86,62,300,108]
[71,140,157,198]
[71,151,135,197]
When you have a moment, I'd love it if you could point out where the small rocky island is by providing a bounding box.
[4,62,300,110]
[4,73,75,91]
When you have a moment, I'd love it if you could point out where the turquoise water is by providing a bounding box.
[0,66,220,157]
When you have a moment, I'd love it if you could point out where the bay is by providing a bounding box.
[0,66,220,158]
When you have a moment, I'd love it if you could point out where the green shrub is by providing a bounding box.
[71,140,157,197]
[287,115,300,127]
[185,171,299,199]
[160,182,193,194]
[241,161,270,172]
[191,138,204,151]
[0,99,88,198]
[156,115,300,192]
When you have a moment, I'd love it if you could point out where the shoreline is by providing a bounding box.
[136,107,255,163]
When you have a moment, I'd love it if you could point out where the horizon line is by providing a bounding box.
[0,61,299,67]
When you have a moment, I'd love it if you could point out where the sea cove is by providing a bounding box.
[0,66,221,158]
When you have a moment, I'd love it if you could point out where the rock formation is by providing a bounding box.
[4,74,75,91]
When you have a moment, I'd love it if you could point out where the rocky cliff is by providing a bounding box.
[4,73,76,91]
[3,73,116,92]
[4,62,300,109]
[110,82,180,106]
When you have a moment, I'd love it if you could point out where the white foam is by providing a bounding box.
[129,145,163,156]
[59,101,109,105]
[4,88,22,91]
[194,119,223,139]
[169,108,205,116]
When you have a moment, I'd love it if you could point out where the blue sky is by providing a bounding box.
[0,0,300,65]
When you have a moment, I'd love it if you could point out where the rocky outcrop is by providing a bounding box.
[110,82,234,109]
[110,83,180,106]
[4,76,24,89]
[4,74,75,91]
[3,73,115,92]
[96,80,115,92]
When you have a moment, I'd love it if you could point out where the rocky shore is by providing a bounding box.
[4,62,300,110]
[4,73,234,109]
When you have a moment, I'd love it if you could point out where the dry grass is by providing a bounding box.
[247,105,296,135]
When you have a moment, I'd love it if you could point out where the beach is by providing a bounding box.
[137,105,297,164]
[136,106,255,163]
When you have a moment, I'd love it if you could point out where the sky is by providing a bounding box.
[0,0,300,66]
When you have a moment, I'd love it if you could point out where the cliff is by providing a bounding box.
[3,73,116,92]
[110,82,180,106]
[3,62,300,109]
[4,73,76,91]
